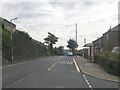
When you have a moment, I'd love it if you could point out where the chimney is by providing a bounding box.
[110,26,111,29]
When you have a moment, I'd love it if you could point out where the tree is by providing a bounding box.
[58,46,64,55]
[67,39,78,54]
[44,32,58,55]
[54,46,64,55]
[2,23,12,61]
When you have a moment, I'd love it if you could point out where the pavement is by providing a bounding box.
[2,56,49,66]
[75,56,120,83]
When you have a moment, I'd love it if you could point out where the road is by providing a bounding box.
[2,56,119,89]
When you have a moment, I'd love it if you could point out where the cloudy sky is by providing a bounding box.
[0,0,119,49]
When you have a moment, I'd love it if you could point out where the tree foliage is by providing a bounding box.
[0,23,2,50]
[2,29,47,61]
[54,46,64,55]
[2,24,12,60]
[44,32,58,44]
[67,39,78,53]
[44,32,58,55]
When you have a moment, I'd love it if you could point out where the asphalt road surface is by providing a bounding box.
[2,56,119,88]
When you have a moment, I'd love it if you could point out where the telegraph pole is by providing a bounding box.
[75,23,77,57]
[76,23,77,46]
[84,38,86,45]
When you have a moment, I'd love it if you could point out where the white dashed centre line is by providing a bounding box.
[48,61,58,71]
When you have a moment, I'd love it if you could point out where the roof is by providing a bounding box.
[109,24,120,31]
[0,17,16,26]
[103,24,120,35]
[83,43,93,47]
[92,36,103,43]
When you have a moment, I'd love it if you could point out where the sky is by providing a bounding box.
[0,0,119,49]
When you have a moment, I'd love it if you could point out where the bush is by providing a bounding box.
[97,51,119,61]
[2,29,48,61]
[95,55,120,76]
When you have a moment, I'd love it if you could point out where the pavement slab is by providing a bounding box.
[75,56,120,82]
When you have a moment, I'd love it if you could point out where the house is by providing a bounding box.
[102,24,120,51]
[0,17,16,32]
[83,43,94,61]
[78,48,88,58]
[92,36,103,53]
[92,24,120,53]
[81,24,120,62]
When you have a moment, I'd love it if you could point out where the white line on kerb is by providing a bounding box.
[73,58,80,72]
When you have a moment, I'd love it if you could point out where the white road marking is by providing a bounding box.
[4,59,57,87]
[73,58,93,89]
[48,68,51,70]
[67,61,69,64]
[48,61,58,71]
[73,58,80,72]
[83,74,93,90]
[59,61,66,64]
[56,87,64,88]
[59,61,73,65]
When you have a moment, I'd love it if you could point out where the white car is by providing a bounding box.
[68,52,73,56]
[112,46,120,53]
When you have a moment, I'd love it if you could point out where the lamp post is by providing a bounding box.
[10,17,17,62]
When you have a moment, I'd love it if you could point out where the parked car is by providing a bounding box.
[112,46,120,53]
[68,52,73,56]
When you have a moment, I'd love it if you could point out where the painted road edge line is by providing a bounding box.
[83,74,93,90]
[73,58,80,72]
[73,58,93,89]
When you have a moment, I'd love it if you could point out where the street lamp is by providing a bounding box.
[10,18,18,22]
[10,17,18,62]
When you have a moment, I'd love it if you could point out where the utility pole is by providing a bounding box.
[84,38,86,45]
[75,23,77,57]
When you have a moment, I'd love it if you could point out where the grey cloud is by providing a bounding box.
[78,34,100,37]
[17,11,53,19]
[3,2,54,19]
[3,2,40,11]
[49,1,97,10]
[82,2,95,6]
[49,2,78,10]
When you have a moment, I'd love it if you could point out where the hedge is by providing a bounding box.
[95,55,120,76]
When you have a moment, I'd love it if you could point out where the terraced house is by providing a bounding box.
[0,17,16,61]
[93,24,120,54]
[92,24,120,75]
[0,17,16,32]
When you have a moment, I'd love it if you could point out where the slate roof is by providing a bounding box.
[109,24,120,31]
